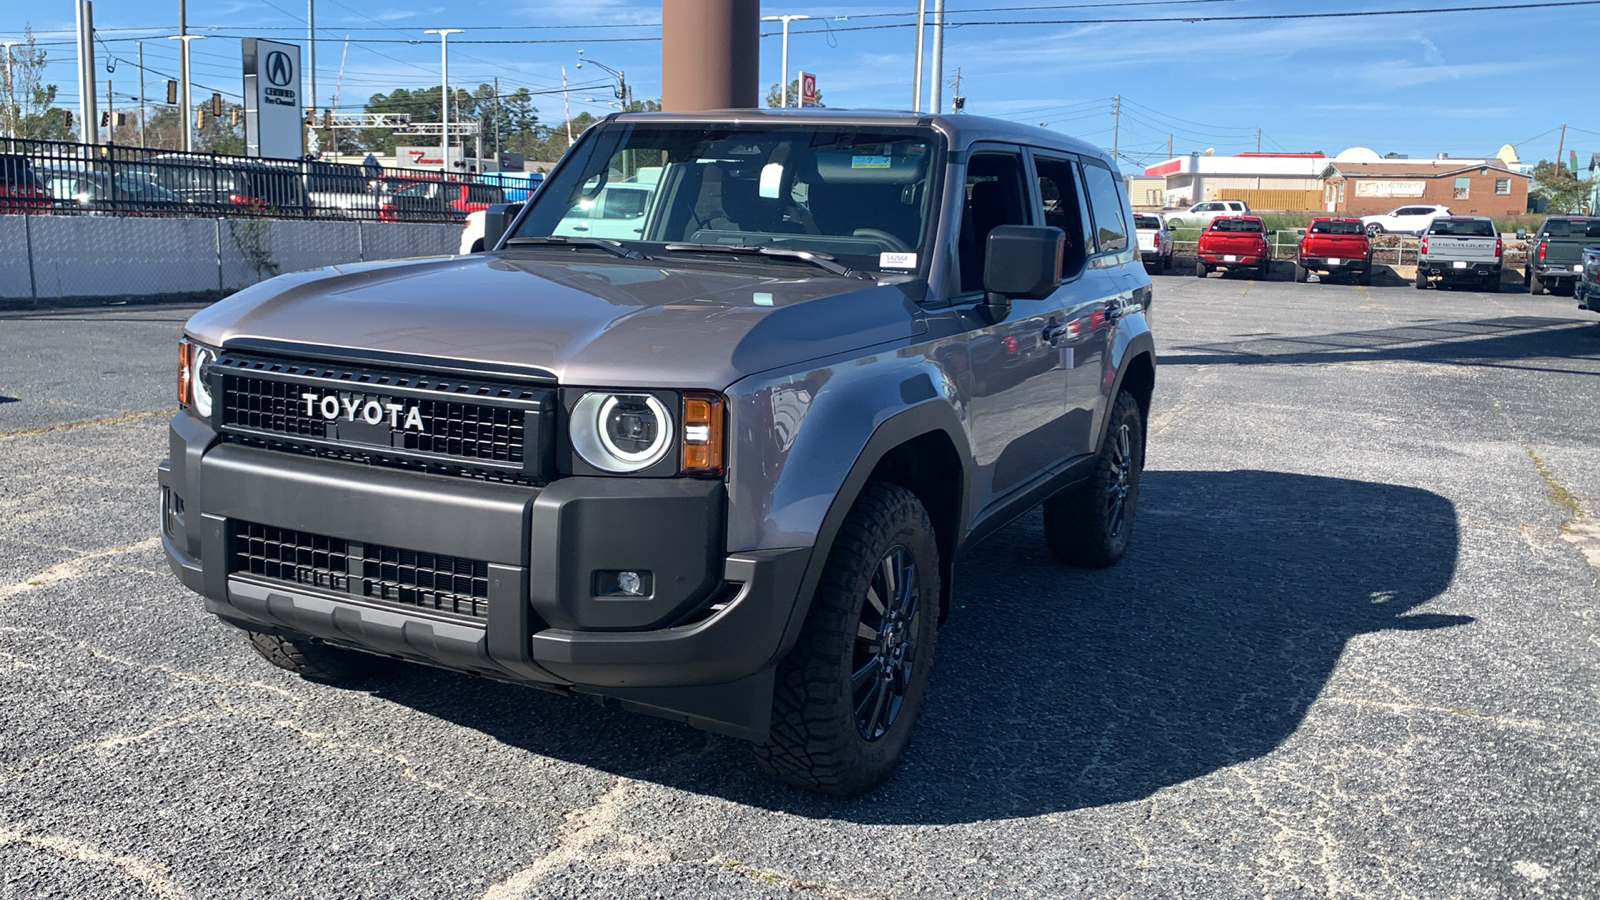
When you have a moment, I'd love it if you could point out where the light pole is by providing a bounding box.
[575,51,630,108]
[424,29,461,171]
[760,14,810,107]
[168,33,204,151]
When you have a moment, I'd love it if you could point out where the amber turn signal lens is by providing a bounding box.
[680,392,725,475]
[178,337,192,407]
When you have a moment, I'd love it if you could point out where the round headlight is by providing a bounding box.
[191,346,216,419]
[571,392,672,473]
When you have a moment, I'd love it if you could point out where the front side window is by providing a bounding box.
[1081,161,1129,253]
[958,151,1030,292]
[516,123,942,274]
[1033,154,1090,278]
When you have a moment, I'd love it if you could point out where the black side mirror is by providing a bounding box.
[1165,221,1179,232]
[482,202,524,251]
[981,225,1064,321]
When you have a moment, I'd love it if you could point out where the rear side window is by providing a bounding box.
[1081,161,1128,253]
[1032,154,1090,279]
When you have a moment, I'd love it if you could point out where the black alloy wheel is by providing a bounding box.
[851,544,922,741]
[1044,390,1144,568]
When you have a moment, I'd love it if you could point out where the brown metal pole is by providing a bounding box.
[661,0,759,111]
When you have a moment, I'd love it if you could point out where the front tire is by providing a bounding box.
[755,482,940,797]
[1043,391,1144,569]
[246,631,391,682]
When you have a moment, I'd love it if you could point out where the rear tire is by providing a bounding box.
[246,632,391,682]
[1482,272,1500,293]
[1044,390,1144,569]
[1367,223,1384,238]
[1414,269,1428,290]
[1358,264,1372,286]
[1194,261,1207,278]
[754,482,940,797]
[1529,271,1546,295]
[1294,262,1308,283]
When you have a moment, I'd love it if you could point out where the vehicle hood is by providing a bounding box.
[184,251,926,388]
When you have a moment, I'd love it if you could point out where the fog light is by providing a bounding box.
[595,569,653,598]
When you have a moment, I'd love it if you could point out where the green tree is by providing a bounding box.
[765,79,824,109]
[1530,159,1586,214]
[1,26,71,139]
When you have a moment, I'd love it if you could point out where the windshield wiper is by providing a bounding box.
[503,235,644,260]
[661,243,868,278]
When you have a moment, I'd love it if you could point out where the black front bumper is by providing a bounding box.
[159,413,807,740]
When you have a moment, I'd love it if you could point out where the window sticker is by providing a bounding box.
[852,155,892,169]
[879,251,918,269]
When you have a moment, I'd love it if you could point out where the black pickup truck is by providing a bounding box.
[1520,216,1600,296]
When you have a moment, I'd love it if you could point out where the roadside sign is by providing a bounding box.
[241,39,302,159]
[799,71,817,107]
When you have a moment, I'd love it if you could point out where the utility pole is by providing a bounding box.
[137,41,146,147]
[105,77,112,143]
[425,29,462,172]
[1111,94,1121,160]
[949,66,962,113]
[1256,127,1261,153]
[1167,133,1173,160]
[911,0,926,112]
[493,75,501,164]
[0,42,19,139]
[928,0,945,115]
[307,0,316,116]
[75,0,97,144]
[1556,123,1567,172]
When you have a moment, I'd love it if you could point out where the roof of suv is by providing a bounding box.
[600,107,1114,165]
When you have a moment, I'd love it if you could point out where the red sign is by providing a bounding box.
[799,71,817,107]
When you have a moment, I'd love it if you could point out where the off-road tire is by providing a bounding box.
[1528,271,1546,296]
[1293,262,1308,283]
[246,631,391,682]
[754,482,940,797]
[1043,390,1144,569]
[1194,261,1207,278]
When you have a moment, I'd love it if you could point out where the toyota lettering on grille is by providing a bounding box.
[300,392,426,432]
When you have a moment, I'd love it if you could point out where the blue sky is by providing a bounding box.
[8,0,1600,169]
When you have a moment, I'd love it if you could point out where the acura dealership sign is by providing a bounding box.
[242,38,302,159]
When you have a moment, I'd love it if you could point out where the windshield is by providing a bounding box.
[1210,218,1262,233]
[1310,220,1362,235]
[1429,219,1494,237]
[512,121,943,272]
[1133,214,1162,229]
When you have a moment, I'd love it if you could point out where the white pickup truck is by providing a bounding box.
[1133,212,1173,273]
[1414,216,1502,292]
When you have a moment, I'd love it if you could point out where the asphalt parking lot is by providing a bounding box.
[2,272,1597,898]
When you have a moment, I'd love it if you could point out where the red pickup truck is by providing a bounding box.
[1294,217,1373,286]
[1195,216,1271,279]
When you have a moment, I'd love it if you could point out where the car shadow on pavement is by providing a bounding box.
[1163,315,1600,374]
[369,469,1468,824]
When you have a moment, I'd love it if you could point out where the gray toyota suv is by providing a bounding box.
[160,109,1156,796]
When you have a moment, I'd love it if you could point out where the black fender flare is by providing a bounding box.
[1094,329,1158,452]
[767,400,972,664]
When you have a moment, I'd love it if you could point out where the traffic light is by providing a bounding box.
[323,109,333,129]
[100,110,110,127]
[230,108,239,127]
[62,111,72,131]
[195,108,205,129]
[953,96,965,112]
[211,92,222,116]
[166,80,178,104]
[303,108,315,127]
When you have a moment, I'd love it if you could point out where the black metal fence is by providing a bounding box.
[0,139,541,223]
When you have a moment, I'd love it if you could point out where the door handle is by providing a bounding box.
[1106,297,1143,321]
[1041,321,1069,346]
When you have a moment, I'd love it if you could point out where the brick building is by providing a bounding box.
[1320,160,1530,217]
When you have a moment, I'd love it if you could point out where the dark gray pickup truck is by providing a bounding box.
[159,109,1156,796]
[1521,216,1600,296]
